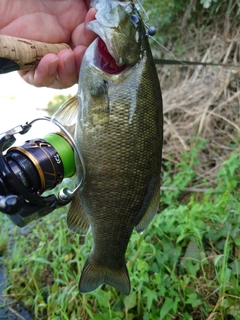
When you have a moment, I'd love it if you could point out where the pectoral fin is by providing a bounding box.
[52,95,78,126]
[67,194,91,236]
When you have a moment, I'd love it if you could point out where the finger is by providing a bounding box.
[54,49,79,88]
[19,54,59,87]
[19,49,79,89]
[74,45,88,73]
[71,7,97,48]
[18,7,97,89]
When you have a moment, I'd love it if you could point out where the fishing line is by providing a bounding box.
[134,0,239,86]
[134,0,150,24]
[149,35,189,68]
[134,0,200,73]
[152,38,215,86]
[146,32,221,83]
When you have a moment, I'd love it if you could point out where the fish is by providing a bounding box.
[53,0,163,296]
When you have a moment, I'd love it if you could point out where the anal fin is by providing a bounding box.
[67,195,91,236]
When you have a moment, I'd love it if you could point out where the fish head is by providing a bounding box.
[87,0,147,74]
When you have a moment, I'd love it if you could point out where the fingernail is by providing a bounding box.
[48,58,58,76]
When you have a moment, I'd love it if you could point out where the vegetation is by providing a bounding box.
[0,0,239,319]
[143,0,240,47]
[0,141,239,319]
[46,94,72,116]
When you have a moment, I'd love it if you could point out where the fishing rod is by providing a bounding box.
[0,35,237,74]
[154,59,239,68]
[0,35,70,74]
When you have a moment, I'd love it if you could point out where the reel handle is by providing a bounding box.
[0,35,70,74]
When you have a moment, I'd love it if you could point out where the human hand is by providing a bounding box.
[0,0,96,88]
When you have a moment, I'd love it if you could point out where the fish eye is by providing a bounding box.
[130,14,139,27]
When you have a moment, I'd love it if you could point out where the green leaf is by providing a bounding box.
[93,290,111,308]
[185,259,200,276]
[214,254,224,267]
[124,293,137,310]
[143,288,158,311]
[160,297,174,320]
[31,257,52,265]
[234,237,240,246]
[185,292,202,307]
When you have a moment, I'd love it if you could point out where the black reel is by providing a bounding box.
[0,117,85,227]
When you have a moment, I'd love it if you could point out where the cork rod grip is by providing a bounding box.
[0,35,70,72]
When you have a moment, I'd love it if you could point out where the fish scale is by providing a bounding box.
[54,0,163,296]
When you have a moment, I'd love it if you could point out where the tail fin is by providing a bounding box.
[79,256,130,296]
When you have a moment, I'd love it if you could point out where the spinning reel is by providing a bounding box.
[0,117,85,227]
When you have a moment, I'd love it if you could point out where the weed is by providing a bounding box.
[1,137,239,318]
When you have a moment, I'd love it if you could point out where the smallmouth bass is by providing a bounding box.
[53,0,163,296]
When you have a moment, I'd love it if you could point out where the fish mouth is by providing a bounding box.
[97,37,127,74]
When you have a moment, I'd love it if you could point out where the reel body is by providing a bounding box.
[0,117,85,227]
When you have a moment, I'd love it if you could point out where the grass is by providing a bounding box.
[0,138,240,319]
